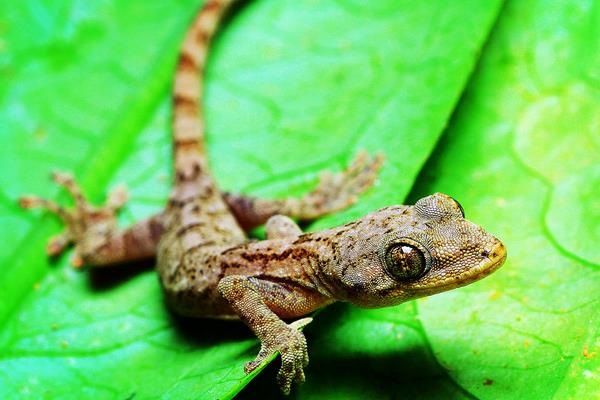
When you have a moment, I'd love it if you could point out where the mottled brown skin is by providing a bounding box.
[19,0,506,395]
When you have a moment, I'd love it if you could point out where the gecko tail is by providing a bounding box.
[172,0,237,189]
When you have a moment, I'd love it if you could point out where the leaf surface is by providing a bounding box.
[1,0,503,398]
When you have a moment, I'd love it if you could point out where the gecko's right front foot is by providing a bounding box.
[245,317,313,395]
[19,172,127,267]
[296,151,384,220]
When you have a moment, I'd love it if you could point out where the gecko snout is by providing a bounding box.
[483,239,506,270]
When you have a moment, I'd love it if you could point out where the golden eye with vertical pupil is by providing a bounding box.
[385,243,427,281]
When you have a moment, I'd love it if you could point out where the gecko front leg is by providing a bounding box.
[218,275,318,394]
[224,151,384,230]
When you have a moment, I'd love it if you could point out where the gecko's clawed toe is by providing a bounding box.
[294,365,306,384]
[243,359,262,374]
[107,185,129,211]
[244,342,272,374]
[289,317,313,330]
[345,151,385,191]
[46,232,70,257]
[276,349,304,395]
[277,368,294,395]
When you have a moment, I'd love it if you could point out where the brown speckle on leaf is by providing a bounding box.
[583,346,597,359]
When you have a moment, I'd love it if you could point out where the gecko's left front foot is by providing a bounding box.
[245,317,313,395]
[19,171,127,267]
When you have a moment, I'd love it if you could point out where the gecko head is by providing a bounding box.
[335,193,506,307]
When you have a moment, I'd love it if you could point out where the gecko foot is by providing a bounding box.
[298,151,384,220]
[244,317,313,395]
[19,171,128,267]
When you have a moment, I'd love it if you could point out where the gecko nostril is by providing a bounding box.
[481,250,490,257]
[487,241,507,263]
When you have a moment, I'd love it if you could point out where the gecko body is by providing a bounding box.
[20,0,506,394]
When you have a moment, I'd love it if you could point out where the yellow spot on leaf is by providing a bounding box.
[33,127,47,141]
[488,289,502,300]
[583,346,597,359]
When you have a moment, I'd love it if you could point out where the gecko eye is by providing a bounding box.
[384,243,428,281]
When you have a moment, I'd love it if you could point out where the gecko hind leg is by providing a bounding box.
[224,151,385,231]
[19,171,132,267]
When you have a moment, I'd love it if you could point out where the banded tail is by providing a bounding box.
[172,0,237,190]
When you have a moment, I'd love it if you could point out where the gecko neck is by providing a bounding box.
[292,228,353,302]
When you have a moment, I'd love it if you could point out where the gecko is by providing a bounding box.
[19,0,507,395]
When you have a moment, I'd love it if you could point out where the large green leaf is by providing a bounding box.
[0,0,503,398]
[252,0,599,398]
[411,1,600,397]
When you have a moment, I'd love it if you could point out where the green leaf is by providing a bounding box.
[283,0,600,398]
[1,0,502,398]
[413,0,600,396]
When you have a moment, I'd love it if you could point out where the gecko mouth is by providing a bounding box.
[445,240,507,289]
[472,248,506,280]
[413,240,507,294]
